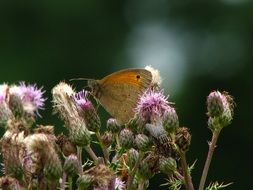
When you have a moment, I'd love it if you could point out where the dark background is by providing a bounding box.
[0,1,252,189]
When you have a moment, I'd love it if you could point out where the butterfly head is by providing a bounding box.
[87,79,101,98]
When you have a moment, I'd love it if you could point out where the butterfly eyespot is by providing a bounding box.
[136,75,141,80]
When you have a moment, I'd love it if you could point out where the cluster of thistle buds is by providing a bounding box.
[0,68,235,190]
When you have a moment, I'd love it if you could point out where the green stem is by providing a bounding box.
[68,176,72,190]
[60,172,67,190]
[198,130,220,190]
[115,134,121,150]
[77,146,82,167]
[84,145,99,163]
[138,179,145,190]
[96,131,110,163]
[77,146,84,175]
[180,151,194,190]
[174,171,185,181]
[127,151,144,190]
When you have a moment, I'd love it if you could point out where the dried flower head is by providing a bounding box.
[51,82,76,124]
[0,176,22,189]
[1,129,25,179]
[154,136,177,158]
[56,134,77,156]
[175,127,191,152]
[84,164,114,189]
[92,177,126,190]
[22,133,62,182]
[101,131,114,148]
[52,82,91,146]
[1,120,28,179]
[145,65,162,86]
[34,125,54,135]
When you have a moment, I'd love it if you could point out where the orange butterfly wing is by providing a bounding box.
[97,69,152,124]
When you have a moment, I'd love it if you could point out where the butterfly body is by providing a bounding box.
[88,68,152,125]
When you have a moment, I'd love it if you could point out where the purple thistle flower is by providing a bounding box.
[73,90,92,110]
[73,90,100,132]
[135,89,172,124]
[11,82,46,116]
[115,177,126,190]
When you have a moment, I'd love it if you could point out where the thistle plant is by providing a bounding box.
[0,67,235,190]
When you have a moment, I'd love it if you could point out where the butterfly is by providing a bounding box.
[87,68,152,125]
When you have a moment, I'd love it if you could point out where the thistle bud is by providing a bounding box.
[77,174,92,190]
[175,127,191,152]
[207,91,224,117]
[137,154,159,180]
[159,157,177,175]
[126,148,139,169]
[63,154,80,177]
[43,144,63,181]
[107,118,121,133]
[119,128,134,149]
[163,107,179,133]
[69,124,91,147]
[43,161,62,181]
[135,134,152,152]
[137,160,155,180]
[207,91,235,131]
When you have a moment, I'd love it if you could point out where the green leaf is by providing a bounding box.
[205,181,233,190]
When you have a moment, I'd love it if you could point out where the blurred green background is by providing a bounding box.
[0,1,252,189]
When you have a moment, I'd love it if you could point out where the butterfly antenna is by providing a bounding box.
[69,78,91,81]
